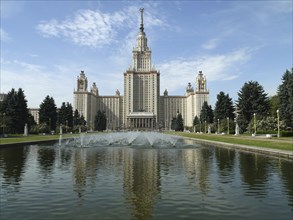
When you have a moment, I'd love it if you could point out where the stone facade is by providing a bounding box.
[29,108,40,124]
[73,9,209,130]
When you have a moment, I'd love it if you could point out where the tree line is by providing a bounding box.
[0,68,292,135]
[191,68,293,135]
[0,90,109,135]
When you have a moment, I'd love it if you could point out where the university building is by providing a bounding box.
[73,9,209,130]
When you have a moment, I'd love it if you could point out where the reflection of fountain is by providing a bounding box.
[58,131,181,148]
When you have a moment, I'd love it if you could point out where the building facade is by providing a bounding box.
[73,9,209,130]
[29,108,40,124]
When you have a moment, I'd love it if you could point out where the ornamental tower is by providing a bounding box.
[77,70,88,92]
[195,71,209,117]
[123,8,160,129]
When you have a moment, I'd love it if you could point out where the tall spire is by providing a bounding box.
[139,8,144,32]
[132,7,151,71]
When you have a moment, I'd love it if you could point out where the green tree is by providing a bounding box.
[200,102,214,133]
[0,88,30,133]
[73,109,81,127]
[278,68,293,129]
[236,81,270,132]
[27,113,36,127]
[170,112,184,131]
[176,113,184,131]
[39,96,57,132]
[200,101,214,124]
[193,115,200,132]
[58,102,73,132]
[257,116,286,131]
[94,110,107,131]
[269,95,279,117]
[171,117,176,130]
[214,91,235,121]
[73,109,87,132]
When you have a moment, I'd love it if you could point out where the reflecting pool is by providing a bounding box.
[0,136,292,220]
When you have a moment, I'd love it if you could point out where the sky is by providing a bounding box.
[1,0,292,108]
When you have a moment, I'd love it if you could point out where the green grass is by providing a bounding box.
[0,132,107,145]
[0,134,75,145]
[167,132,293,151]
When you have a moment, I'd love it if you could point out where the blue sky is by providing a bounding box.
[1,1,292,108]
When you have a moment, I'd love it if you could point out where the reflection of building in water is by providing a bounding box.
[182,148,212,194]
[123,149,160,219]
[71,147,125,198]
[72,148,101,198]
[72,149,87,198]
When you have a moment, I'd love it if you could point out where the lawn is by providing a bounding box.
[167,132,293,151]
[0,134,74,145]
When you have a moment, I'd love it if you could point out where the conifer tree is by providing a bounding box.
[278,68,293,129]
[94,110,107,131]
[236,81,270,132]
[193,115,200,132]
[58,102,73,131]
[200,101,214,124]
[176,113,184,131]
[0,88,29,133]
[39,96,57,132]
[214,91,235,121]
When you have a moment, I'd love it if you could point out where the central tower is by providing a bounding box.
[132,8,151,72]
[123,8,160,129]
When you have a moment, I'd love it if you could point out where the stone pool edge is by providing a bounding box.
[183,137,293,160]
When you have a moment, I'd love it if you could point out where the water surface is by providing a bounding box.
[0,139,292,219]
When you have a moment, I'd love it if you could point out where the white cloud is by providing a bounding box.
[0,28,11,42]
[1,58,75,108]
[159,48,253,94]
[36,10,118,47]
[36,6,167,48]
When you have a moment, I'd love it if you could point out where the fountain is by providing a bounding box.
[57,131,182,148]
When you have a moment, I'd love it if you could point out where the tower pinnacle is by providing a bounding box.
[139,8,144,32]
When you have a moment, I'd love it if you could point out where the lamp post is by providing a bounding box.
[253,113,256,135]
[217,118,219,134]
[277,109,280,138]
[227,117,229,135]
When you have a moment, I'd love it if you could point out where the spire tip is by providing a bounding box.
[139,8,144,32]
